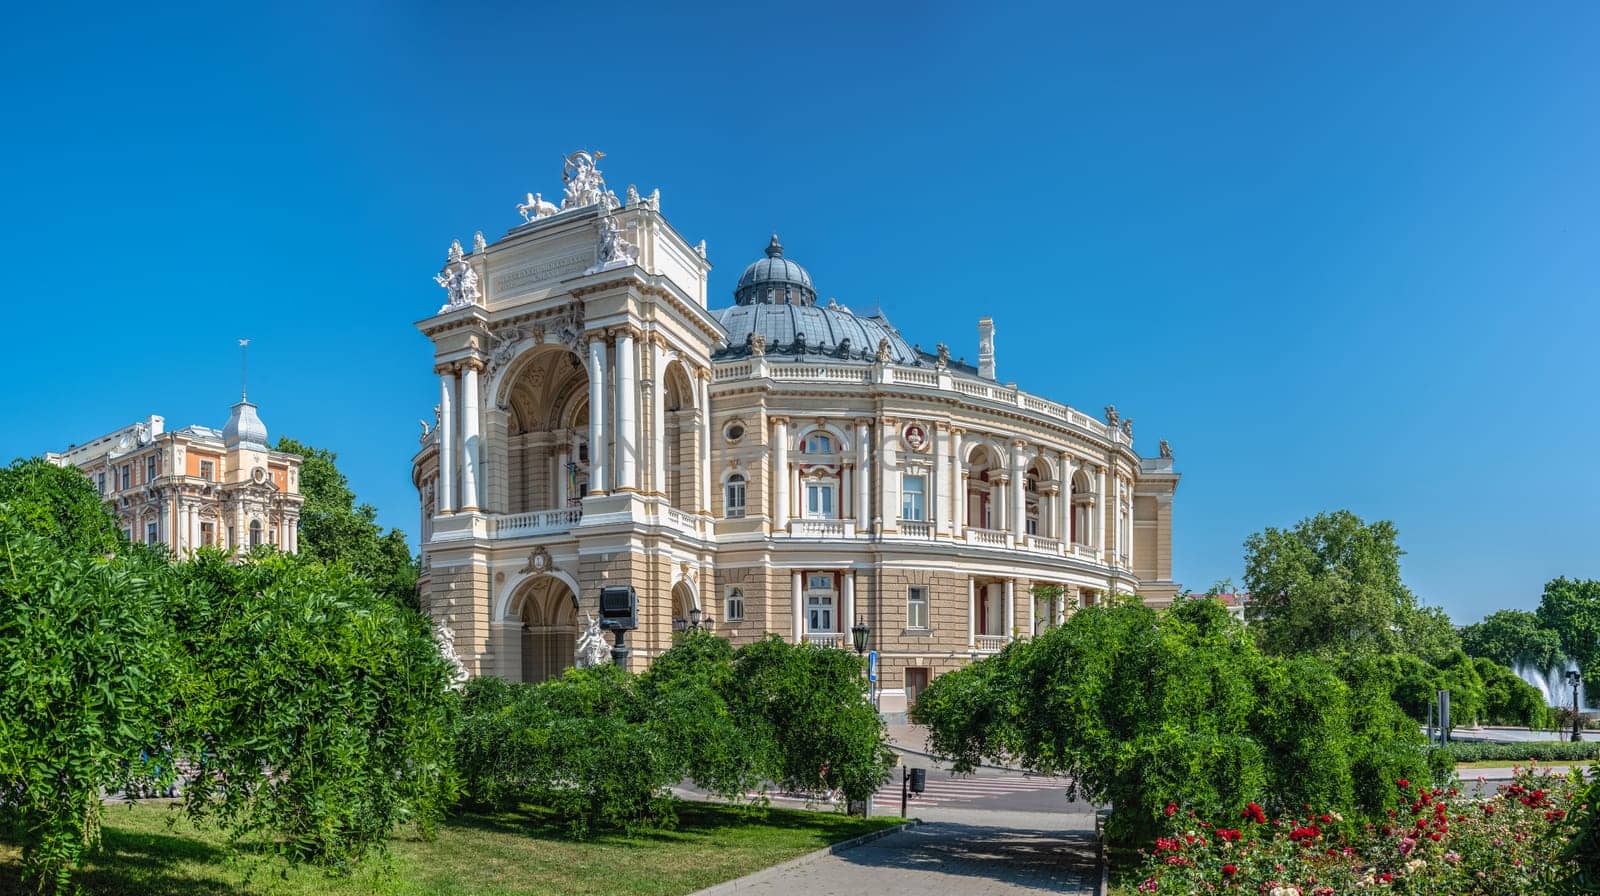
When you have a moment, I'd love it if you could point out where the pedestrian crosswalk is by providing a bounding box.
[872,772,1071,809]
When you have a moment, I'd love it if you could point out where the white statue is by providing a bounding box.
[626,184,640,206]
[518,192,558,221]
[473,231,487,254]
[434,623,469,691]
[575,614,611,668]
[434,240,481,311]
[587,215,640,273]
[694,239,707,259]
[561,150,607,210]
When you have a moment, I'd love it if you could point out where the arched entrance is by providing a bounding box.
[513,575,580,683]
[501,346,591,514]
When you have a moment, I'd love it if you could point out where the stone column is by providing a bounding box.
[854,419,870,530]
[1059,452,1074,542]
[877,419,896,532]
[1096,464,1108,557]
[967,577,976,648]
[437,365,456,513]
[1011,440,1027,541]
[1004,578,1015,642]
[615,329,638,490]
[791,570,803,643]
[772,417,789,529]
[1021,578,1033,638]
[587,336,608,494]
[933,423,948,533]
[841,570,855,634]
[950,428,965,535]
[650,337,667,495]
[459,360,483,512]
[697,369,712,513]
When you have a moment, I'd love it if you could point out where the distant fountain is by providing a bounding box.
[1513,658,1595,712]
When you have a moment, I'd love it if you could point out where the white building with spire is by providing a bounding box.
[413,152,1180,711]
[47,395,304,554]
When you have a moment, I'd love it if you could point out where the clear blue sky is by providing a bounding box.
[3,3,1595,625]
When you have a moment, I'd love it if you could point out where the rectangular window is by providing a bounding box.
[724,476,746,518]
[199,460,214,481]
[807,594,834,632]
[145,521,159,545]
[725,587,745,622]
[907,586,929,629]
[227,526,234,549]
[97,471,106,493]
[804,483,835,518]
[201,522,215,546]
[120,465,131,489]
[901,474,926,521]
[146,456,157,482]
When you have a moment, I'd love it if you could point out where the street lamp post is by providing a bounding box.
[1565,668,1583,742]
[671,607,714,634]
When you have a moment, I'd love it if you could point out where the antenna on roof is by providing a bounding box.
[238,338,250,401]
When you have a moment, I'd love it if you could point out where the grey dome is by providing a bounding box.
[734,234,816,306]
[222,400,269,450]
[714,302,921,365]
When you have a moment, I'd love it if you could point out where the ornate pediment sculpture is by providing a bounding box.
[434,240,481,312]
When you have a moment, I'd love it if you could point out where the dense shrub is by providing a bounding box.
[1474,657,1554,728]
[1443,740,1600,763]
[455,632,892,836]
[0,517,184,891]
[912,597,1429,844]
[167,551,459,870]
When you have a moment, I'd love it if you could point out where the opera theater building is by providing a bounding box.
[414,153,1180,712]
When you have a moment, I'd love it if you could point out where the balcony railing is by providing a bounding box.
[964,527,1010,548]
[806,632,845,649]
[663,506,702,535]
[975,635,1008,652]
[897,519,933,538]
[787,519,856,538]
[490,508,582,538]
[1026,534,1062,553]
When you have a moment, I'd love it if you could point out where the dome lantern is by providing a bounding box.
[734,233,817,306]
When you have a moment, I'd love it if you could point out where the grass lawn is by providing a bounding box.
[0,800,904,896]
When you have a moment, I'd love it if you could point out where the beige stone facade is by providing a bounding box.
[414,157,1180,713]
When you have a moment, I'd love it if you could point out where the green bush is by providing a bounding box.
[1442,741,1600,763]
[1474,657,1554,728]
[912,597,1429,844]
[168,551,459,870]
[0,517,184,891]
[455,633,892,836]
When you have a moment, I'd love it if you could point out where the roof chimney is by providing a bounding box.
[977,317,996,381]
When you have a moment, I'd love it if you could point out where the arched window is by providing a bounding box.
[248,520,263,549]
[724,473,746,518]
[802,433,833,454]
[724,587,745,621]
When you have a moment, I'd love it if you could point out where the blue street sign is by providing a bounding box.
[867,650,878,682]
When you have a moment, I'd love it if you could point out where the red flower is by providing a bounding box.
[1217,828,1243,842]
[1242,803,1267,824]
[1223,864,1238,877]
[1396,778,1411,790]
[1380,872,1394,883]
[1165,802,1178,817]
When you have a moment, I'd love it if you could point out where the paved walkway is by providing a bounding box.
[697,808,1097,895]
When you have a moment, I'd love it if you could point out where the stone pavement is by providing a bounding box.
[696,807,1097,895]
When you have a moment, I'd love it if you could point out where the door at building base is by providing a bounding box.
[904,668,930,707]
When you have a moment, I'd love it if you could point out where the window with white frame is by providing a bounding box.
[806,573,835,632]
[120,464,131,489]
[907,586,929,629]
[901,474,926,521]
[804,481,835,518]
[724,473,746,518]
[97,471,106,493]
[199,460,215,481]
[802,433,834,454]
[145,521,158,544]
[724,587,745,621]
[146,456,157,482]
[249,520,263,549]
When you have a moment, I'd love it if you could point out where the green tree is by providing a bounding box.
[1400,604,1463,666]
[1537,577,1600,686]
[1461,609,1567,672]
[0,511,183,891]
[1473,657,1551,728]
[912,597,1427,844]
[168,551,458,868]
[1242,510,1417,659]
[275,437,419,610]
[0,457,126,556]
